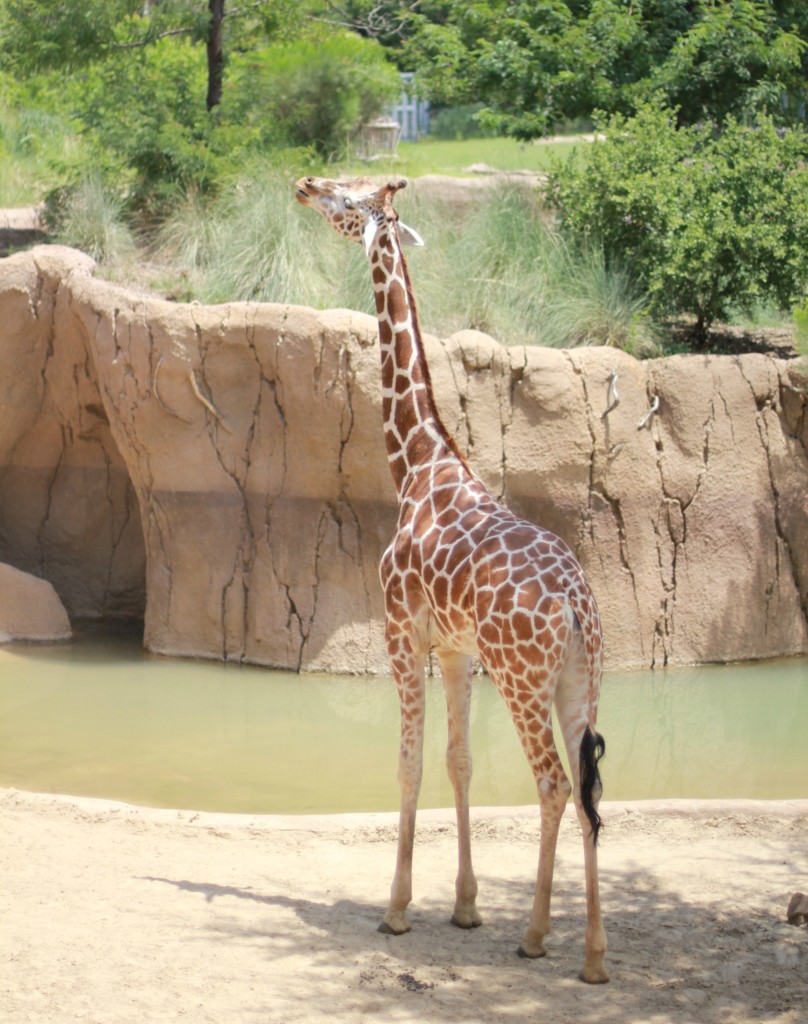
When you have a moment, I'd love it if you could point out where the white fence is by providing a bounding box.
[387,72,430,142]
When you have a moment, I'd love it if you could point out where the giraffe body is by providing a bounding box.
[295,175,608,983]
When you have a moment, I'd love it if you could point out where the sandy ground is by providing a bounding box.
[2,789,807,1024]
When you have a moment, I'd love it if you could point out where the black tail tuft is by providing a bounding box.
[580,727,606,846]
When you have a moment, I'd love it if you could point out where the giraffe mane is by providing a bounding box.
[391,218,471,476]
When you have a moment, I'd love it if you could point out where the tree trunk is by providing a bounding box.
[206,0,225,111]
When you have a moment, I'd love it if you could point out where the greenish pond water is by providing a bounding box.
[1,623,806,813]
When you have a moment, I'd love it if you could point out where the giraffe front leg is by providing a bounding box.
[440,650,482,930]
[379,647,426,936]
[379,800,418,935]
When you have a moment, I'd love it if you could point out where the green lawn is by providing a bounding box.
[349,135,589,178]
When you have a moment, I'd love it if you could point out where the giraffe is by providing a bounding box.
[294,174,608,984]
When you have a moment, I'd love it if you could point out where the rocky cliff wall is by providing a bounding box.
[1,246,806,670]
[0,248,144,620]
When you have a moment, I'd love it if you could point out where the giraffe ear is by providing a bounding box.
[398,222,425,247]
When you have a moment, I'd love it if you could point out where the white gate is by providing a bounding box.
[387,73,430,142]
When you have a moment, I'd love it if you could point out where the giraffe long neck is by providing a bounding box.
[367,221,465,497]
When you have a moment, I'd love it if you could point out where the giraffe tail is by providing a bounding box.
[580,727,606,845]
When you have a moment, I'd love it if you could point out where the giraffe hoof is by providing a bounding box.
[516,944,547,960]
[450,913,483,930]
[378,919,410,936]
[579,967,610,985]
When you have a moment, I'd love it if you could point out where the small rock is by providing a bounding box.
[0,563,71,642]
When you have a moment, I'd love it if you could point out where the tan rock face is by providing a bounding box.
[1,246,806,670]
[0,562,71,641]
[0,248,145,622]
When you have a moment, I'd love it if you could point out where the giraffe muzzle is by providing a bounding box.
[294,177,319,205]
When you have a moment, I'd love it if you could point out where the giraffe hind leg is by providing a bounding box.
[554,642,609,983]
[483,656,570,961]
[572,730,608,983]
[516,744,570,960]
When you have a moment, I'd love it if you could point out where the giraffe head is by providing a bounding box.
[294,175,424,253]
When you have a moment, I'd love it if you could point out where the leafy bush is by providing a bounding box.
[546,104,808,341]
[67,37,223,212]
[58,30,399,211]
[227,32,400,159]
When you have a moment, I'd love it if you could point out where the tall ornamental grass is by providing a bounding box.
[156,166,370,310]
[48,172,135,263]
[152,172,657,354]
[396,184,657,352]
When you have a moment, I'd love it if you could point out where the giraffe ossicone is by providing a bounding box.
[295,174,609,984]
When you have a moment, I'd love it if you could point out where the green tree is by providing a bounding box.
[66,35,219,208]
[352,0,807,138]
[546,103,808,340]
[643,0,808,126]
[0,0,299,112]
[0,1,208,72]
[2,0,398,207]
[227,30,400,157]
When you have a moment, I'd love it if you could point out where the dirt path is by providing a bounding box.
[2,790,807,1023]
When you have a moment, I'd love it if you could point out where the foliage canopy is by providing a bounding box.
[339,0,808,137]
[0,0,397,208]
